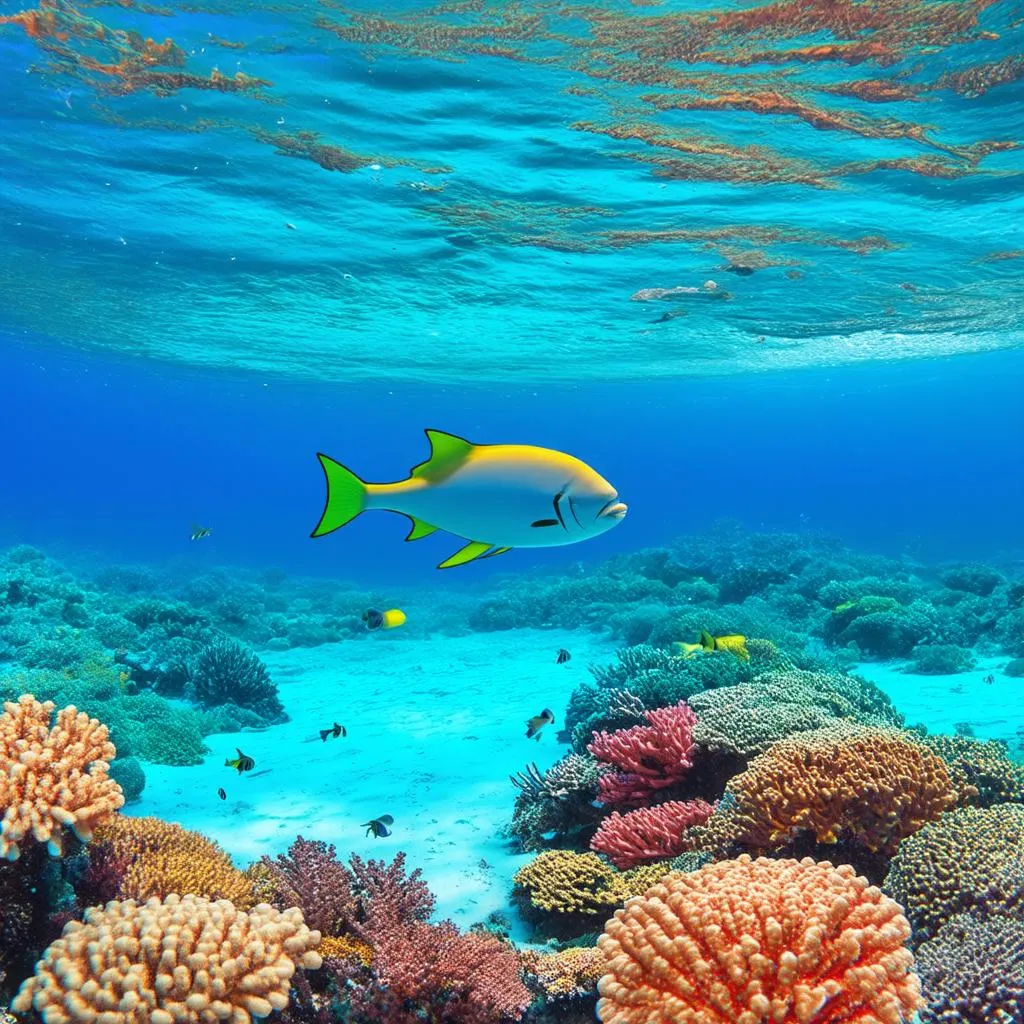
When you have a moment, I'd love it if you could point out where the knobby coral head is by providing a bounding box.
[597,855,923,1024]
[0,693,124,859]
[13,894,322,1024]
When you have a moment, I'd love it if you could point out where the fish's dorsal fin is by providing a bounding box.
[404,516,439,542]
[411,429,475,481]
[437,540,492,569]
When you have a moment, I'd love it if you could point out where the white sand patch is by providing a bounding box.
[858,656,1024,742]
[133,628,618,937]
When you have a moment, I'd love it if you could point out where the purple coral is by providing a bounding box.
[266,836,355,935]
[916,912,1024,1024]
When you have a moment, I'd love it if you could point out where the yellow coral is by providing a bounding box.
[94,815,255,908]
[0,695,124,859]
[515,851,626,914]
[525,945,607,999]
[13,894,322,1024]
[319,933,374,966]
[514,851,666,915]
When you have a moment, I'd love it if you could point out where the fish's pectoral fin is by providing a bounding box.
[404,516,439,542]
[478,546,511,560]
[411,429,475,481]
[437,540,493,569]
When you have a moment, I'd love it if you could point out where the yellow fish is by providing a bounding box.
[525,708,555,740]
[224,748,255,774]
[311,430,627,569]
[673,630,750,662]
[363,608,406,631]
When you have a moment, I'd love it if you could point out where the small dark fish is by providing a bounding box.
[225,748,255,774]
[983,674,995,684]
[525,708,555,741]
[363,814,394,838]
[555,649,571,665]
[190,525,213,541]
[320,722,346,741]
[217,787,226,800]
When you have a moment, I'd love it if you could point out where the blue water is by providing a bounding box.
[3,341,1023,580]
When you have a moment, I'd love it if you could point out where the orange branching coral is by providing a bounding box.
[717,727,961,855]
[319,933,374,966]
[93,815,255,908]
[524,945,607,1000]
[13,894,322,1024]
[0,695,124,860]
[597,855,923,1024]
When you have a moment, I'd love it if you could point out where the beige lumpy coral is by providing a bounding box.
[0,694,125,859]
[13,894,323,1024]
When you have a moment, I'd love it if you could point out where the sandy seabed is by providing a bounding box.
[134,628,618,937]
[134,631,1022,938]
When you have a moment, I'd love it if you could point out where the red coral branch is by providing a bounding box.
[588,701,698,807]
[591,799,715,869]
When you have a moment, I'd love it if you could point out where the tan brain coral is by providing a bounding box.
[0,695,124,859]
[13,893,322,1024]
[597,855,923,1024]
[716,725,960,855]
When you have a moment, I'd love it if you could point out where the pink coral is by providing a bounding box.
[591,799,715,869]
[360,915,530,1023]
[588,701,698,807]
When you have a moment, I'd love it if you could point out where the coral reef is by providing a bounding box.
[905,643,976,675]
[590,799,715,869]
[523,945,606,1003]
[588,701,697,807]
[688,668,900,763]
[188,636,287,725]
[87,815,255,908]
[508,755,601,851]
[596,855,923,1024]
[0,695,124,859]
[916,912,1024,1024]
[705,725,960,859]
[920,734,1024,807]
[107,756,146,804]
[12,894,322,1024]
[884,804,1024,941]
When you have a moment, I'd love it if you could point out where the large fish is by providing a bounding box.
[311,429,627,569]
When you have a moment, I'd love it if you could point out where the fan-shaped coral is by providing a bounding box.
[884,803,1024,941]
[0,695,124,859]
[90,814,255,908]
[597,855,923,1024]
[590,800,715,869]
[588,701,697,807]
[13,894,322,1024]
[711,725,960,856]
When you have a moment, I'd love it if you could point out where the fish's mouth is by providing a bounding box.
[603,502,628,521]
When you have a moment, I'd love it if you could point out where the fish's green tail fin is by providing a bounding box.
[311,454,368,538]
